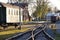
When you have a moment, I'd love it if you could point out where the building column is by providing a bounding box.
[20,8,23,22]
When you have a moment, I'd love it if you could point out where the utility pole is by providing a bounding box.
[18,7,22,30]
[17,0,22,30]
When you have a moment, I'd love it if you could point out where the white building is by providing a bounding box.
[0,0,38,22]
[0,0,37,16]
[0,3,20,23]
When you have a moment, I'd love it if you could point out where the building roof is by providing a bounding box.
[0,2,19,9]
[11,2,28,8]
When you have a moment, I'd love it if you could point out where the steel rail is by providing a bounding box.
[6,25,43,40]
[27,25,55,40]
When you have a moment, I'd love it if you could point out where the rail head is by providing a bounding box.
[6,25,41,40]
[26,26,46,40]
[5,30,32,40]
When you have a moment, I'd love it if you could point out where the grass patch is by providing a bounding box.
[55,30,60,40]
[0,27,30,40]
[55,37,60,40]
[55,34,60,40]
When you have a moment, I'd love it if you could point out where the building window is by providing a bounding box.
[14,10,15,15]
[14,10,16,15]
[13,10,19,15]
[11,9,13,15]
[9,9,10,15]
[16,10,18,15]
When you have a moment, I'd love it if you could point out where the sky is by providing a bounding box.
[49,0,60,9]
[0,0,60,9]
[0,0,8,3]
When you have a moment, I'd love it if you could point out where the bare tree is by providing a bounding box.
[32,0,49,20]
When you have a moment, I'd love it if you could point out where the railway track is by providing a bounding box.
[34,30,54,40]
[27,26,55,40]
[6,25,44,40]
[6,24,55,40]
